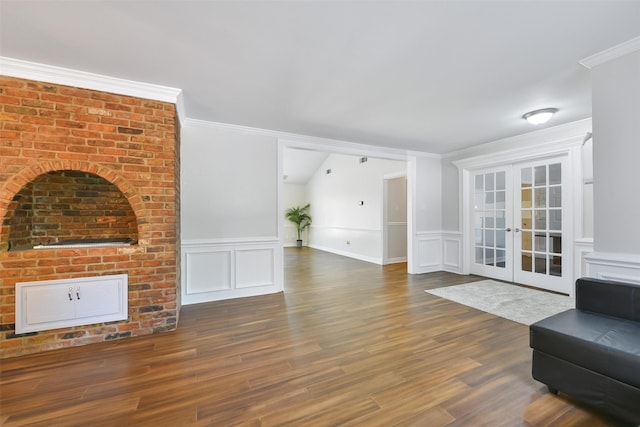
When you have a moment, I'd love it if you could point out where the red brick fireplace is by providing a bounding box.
[0,76,180,358]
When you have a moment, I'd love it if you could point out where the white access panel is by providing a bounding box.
[15,274,128,334]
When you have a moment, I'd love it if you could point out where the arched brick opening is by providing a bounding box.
[0,161,148,251]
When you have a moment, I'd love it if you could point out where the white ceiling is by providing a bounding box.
[1,1,639,154]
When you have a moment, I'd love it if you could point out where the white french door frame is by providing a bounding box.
[454,128,588,297]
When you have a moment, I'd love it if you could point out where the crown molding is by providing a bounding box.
[447,118,592,165]
[579,36,640,69]
[175,91,186,124]
[0,56,182,110]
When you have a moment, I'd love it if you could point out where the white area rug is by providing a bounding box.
[425,279,575,325]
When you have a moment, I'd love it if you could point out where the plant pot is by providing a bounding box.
[296,239,303,247]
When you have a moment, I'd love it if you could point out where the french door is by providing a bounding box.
[471,167,513,282]
[470,157,572,294]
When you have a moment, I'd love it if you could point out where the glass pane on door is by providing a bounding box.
[474,171,507,268]
[519,163,562,277]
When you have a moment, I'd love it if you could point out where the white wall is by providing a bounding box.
[591,50,640,255]
[441,160,459,232]
[181,123,278,240]
[306,154,406,264]
[586,49,640,283]
[180,121,282,304]
[282,183,309,246]
[414,156,442,231]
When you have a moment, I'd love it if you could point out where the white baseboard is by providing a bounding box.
[384,257,407,265]
[308,244,382,265]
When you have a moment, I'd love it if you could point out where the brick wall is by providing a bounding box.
[0,76,180,358]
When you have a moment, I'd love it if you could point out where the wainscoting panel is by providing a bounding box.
[181,238,282,304]
[443,232,462,273]
[185,250,232,295]
[416,232,442,273]
[585,251,640,285]
[236,248,275,288]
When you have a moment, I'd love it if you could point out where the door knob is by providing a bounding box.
[505,228,512,232]
[515,228,521,232]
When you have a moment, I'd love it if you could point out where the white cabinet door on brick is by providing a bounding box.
[15,274,128,334]
[23,283,76,325]
[74,279,124,320]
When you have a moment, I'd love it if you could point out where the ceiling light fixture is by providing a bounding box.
[523,108,558,125]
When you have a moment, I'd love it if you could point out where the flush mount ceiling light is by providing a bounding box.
[523,108,558,125]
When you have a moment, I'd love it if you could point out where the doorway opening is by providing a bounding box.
[281,143,412,271]
[383,174,407,265]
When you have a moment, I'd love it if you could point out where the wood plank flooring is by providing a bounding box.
[0,248,627,426]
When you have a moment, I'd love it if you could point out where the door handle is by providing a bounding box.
[515,228,521,232]
[505,228,512,232]
[76,287,80,300]
[68,287,73,301]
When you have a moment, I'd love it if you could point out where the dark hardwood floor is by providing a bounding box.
[0,248,626,426]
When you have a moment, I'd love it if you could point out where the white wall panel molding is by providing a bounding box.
[585,251,640,285]
[415,231,442,274]
[181,238,282,304]
[184,250,233,296]
[182,237,279,247]
[442,231,463,273]
[236,248,275,288]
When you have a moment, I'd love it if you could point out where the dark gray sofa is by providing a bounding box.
[529,277,640,425]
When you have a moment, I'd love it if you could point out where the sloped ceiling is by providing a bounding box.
[1,1,639,154]
[283,149,329,184]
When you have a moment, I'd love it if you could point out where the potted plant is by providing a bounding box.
[285,203,312,247]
